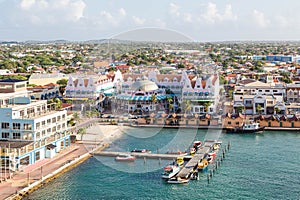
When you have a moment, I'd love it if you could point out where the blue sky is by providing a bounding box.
[0,0,300,41]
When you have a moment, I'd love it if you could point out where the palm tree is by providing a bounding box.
[166,96,173,112]
[54,98,62,109]
[77,128,86,141]
[73,112,80,122]
[151,94,157,111]
[256,104,263,114]
[182,100,191,114]
[236,106,245,114]
[203,102,212,113]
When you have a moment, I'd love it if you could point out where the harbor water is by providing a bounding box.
[29,128,300,200]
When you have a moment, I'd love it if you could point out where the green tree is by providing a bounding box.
[56,78,68,95]
[256,104,263,114]
[182,99,191,114]
[236,106,245,114]
[203,102,212,113]
[151,94,157,111]
[77,128,86,141]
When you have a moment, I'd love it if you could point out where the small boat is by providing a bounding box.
[115,154,136,162]
[190,170,199,180]
[213,143,220,151]
[161,164,181,179]
[198,159,208,171]
[193,141,202,149]
[190,147,196,156]
[207,153,216,164]
[131,149,152,153]
[226,122,265,133]
[167,177,190,184]
[176,156,184,167]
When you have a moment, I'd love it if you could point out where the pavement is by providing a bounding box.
[0,120,124,200]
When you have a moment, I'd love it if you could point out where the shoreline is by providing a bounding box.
[3,124,124,200]
[4,123,299,199]
[129,123,300,131]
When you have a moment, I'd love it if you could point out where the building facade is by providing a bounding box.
[0,79,70,172]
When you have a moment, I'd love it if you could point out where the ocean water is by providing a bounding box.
[28,128,300,200]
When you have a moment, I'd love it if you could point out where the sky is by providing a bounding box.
[0,0,300,42]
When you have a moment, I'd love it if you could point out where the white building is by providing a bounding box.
[0,79,69,171]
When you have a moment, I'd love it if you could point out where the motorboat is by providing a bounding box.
[131,149,152,153]
[190,147,196,156]
[226,122,265,133]
[207,153,216,164]
[198,159,208,171]
[193,141,202,149]
[161,164,181,179]
[115,154,136,162]
[176,156,184,167]
[167,177,190,184]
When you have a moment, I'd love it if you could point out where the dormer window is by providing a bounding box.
[164,77,169,82]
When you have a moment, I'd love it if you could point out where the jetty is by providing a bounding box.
[93,151,192,160]
[177,140,219,178]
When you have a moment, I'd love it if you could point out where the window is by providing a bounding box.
[265,90,270,92]
[245,100,252,104]
[13,123,21,130]
[13,132,21,139]
[24,123,32,130]
[2,132,9,139]
[52,117,56,123]
[235,122,239,125]
[1,123,9,129]
[47,119,51,124]
[57,116,61,121]
[36,122,40,129]
[228,121,232,125]
[42,121,45,127]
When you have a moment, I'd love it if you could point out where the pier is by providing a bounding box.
[176,140,219,178]
[93,151,192,160]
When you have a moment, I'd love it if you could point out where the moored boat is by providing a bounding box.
[193,141,202,149]
[197,159,208,171]
[176,156,184,167]
[161,164,181,179]
[131,149,152,153]
[115,154,136,162]
[167,177,190,184]
[226,122,265,133]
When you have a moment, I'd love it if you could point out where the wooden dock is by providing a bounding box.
[93,151,192,160]
[177,140,219,178]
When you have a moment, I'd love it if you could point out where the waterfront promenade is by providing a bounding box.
[0,121,123,200]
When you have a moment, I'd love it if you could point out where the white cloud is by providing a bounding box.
[20,0,35,10]
[223,4,237,21]
[19,0,86,24]
[99,8,127,27]
[201,2,237,24]
[253,9,270,28]
[169,3,180,17]
[119,8,126,17]
[132,16,145,25]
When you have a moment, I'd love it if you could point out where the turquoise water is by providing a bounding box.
[29,128,300,200]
